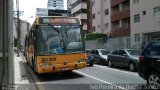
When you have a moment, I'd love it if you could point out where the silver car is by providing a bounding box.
[92,49,110,65]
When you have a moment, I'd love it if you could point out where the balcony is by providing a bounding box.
[111,27,130,37]
[111,9,130,22]
[111,0,126,7]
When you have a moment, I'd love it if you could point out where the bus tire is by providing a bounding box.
[32,57,38,74]
[32,56,34,68]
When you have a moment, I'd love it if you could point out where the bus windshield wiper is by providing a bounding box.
[64,24,75,38]
[47,23,62,40]
[65,28,68,38]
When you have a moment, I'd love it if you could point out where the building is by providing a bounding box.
[130,0,160,48]
[71,0,91,33]
[36,8,68,16]
[109,0,130,49]
[67,0,72,16]
[47,0,64,10]
[14,18,31,51]
[48,9,68,16]
[36,8,48,16]
[92,0,111,34]
[87,0,92,33]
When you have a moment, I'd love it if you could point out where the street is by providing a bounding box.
[26,64,147,90]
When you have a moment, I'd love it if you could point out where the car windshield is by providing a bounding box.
[127,50,141,55]
[37,24,84,55]
[146,42,160,55]
[100,50,110,55]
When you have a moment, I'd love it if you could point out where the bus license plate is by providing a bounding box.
[61,67,69,71]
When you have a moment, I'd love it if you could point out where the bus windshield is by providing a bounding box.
[37,24,84,55]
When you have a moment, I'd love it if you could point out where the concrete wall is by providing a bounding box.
[85,39,107,49]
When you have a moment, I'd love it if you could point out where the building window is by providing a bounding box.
[105,23,109,30]
[111,21,120,30]
[134,33,140,42]
[121,1,129,11]
[154,6,160,17]
[121,18,130,28]
[133,0,139,4]
[142,10,146,15]
[134,14,140,23]
[92,0,95,7]
[92,14,95,19]
[105,9,109,15]
[111,5,119,15]
[92,26,95,32]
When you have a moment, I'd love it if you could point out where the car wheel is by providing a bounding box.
[108,60,113,67]
[89,63,93,66]
[147,71,160,89]
[129,62,136,72]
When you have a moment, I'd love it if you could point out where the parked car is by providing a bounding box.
[85,49,94,66]
[107,49,141,71]
[91,49,110,65]
[137,39,160,89]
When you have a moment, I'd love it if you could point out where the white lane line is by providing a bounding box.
[74,70,127,90]
[94,65,138,76]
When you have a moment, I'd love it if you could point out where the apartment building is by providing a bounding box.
[67,0,72,16]
[109,0,130,49]
[92,0,111,34]
[130,0,160,48]
[36,8,48,16]
[71,0,90,33]
[47,0,64,10]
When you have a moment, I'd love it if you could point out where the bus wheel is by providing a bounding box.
[32,56,34,68]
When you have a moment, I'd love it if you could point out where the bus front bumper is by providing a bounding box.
[37,62,87,74]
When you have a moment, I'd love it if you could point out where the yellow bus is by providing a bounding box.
[24,16,87,74]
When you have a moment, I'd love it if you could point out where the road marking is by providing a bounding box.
[74,70,127,90]
[94,65,138,76]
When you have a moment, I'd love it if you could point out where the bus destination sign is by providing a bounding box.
[39,17,80,24]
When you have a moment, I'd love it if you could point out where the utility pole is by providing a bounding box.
[16,0,20,56]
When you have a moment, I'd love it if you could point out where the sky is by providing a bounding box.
[14,0,67,24]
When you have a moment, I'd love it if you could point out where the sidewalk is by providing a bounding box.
[14,49,37,90]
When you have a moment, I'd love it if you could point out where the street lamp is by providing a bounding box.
[26,16,33,21]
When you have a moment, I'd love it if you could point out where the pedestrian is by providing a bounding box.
[141,41,145,50]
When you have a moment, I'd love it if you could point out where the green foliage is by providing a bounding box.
[85,33,105,40]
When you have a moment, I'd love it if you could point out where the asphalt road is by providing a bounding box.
[28,64,148,90]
